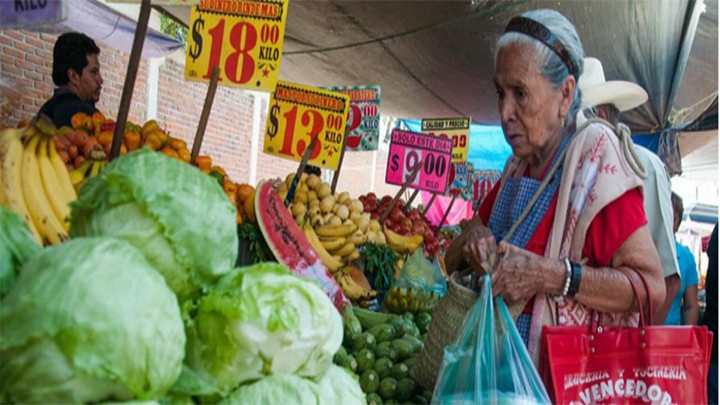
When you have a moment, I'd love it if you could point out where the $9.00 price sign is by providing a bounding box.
[185,0,289,92]
[323,85,381,151]
[386,129,452,194]
[264,81,350,170]
[421,117,471,163]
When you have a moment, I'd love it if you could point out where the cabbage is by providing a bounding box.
[0,237,185,403]
[69,149,238,299]
[219,374,321,405]
[0,206,41,297]
[317,365,366,405]
[186,263,343,393]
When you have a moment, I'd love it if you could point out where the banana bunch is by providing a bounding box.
[69,158,106,193]
[384,228,424,254]
[315,222,363,263]
[303,221,344,273]
[384,287,441,314]
[334,268,376,301]
[0,119,76,246]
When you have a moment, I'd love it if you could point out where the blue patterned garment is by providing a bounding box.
[487,133,572,344]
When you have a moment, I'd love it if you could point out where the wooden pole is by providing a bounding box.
[437,194,457,235]
[423,193,437,216]
[330,128,350,194]
[284,134,320,207]
[404,188,420,211]
[379,162,422,225]
[190,66,221,164]
[109,0,151,161]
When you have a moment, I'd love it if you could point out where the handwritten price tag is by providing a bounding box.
[323,85,381,151]
[448,162,473,199]
[264,81,350,170]
[421,117,471,163]
[386,129,452,194]
[467,169,501,210]
[185,0,289,92]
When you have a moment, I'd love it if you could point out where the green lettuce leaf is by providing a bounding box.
[219,374,321,405]
[69,149,238,300]
[0,206,41,298]
[317,365,366,405]
[0,237,185,403]
[185,263,343,393]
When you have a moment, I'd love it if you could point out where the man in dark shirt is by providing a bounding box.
[39,32,103,127]
[704,223,718,403]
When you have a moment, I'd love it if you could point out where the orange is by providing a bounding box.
[223,178,237,195]
[144,133,163,150]
[97,131,113,147]
[244,190,256,223]
[235,184,255,205]
[161,147,179,159]
[71,112,89,130]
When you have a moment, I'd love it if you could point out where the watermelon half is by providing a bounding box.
[255,180,349,310]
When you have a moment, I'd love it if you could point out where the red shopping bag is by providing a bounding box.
[540,269,713,404]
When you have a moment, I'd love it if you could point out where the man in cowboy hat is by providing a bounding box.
[579,57,681,325]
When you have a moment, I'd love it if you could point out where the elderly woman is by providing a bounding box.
[445,9,664,363]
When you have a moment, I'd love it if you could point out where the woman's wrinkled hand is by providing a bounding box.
[491,241,547,305]
[461,225,497,277]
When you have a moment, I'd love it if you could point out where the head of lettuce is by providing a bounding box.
[185,263,343,394]
[0,237,186,403]
[69,149,238,300]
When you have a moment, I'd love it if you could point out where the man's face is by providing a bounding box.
[71,53,103,103]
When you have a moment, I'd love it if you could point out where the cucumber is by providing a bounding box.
[342,305,363,340]
[337,354,358,372]
[367,393,383,405]
[390,318,407,338]
[397,317,420,338]
[390,362,410,380]
[360,370,380,394]
[353,307,396,329]
[401,334,424,353]
[367,324,396,343]
[378,377,398,401]
[353,332,377,352]
[374,357,394,379]
[385,400,399,405]
[415,311,432,334]
[392,338,415,361]
[396,378,418,402]
[356,348,376,373]
[334,346,347,362]
[402,356,417,369]
[375,342,398,362]
[413,394,429,404]
[403,312,415,322]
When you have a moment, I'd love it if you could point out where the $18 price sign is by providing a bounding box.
[421,117,471,163]
[185,0,289,92]
[385,129,452,194]
[264,81,350,170]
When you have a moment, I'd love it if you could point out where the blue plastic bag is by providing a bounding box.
[432,275,550,404]
[396,248,447,297]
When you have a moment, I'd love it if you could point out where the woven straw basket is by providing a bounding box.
[412,272,478,391]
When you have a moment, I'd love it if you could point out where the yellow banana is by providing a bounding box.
[303,222,344,273]
[314,222,357,238]
[0,128,41,243]
[47,137,77,203]
[329,242,356,258]
[88,160,104,178]
[348,232,368,246]
[346,251,360,262]
[21,133,67,245]
[384,228,423,253]
[334,269,375,301]
[37,137,70,230]
[70,160,93,191]
[319,236,346,251]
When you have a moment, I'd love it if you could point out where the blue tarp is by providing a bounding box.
[401,119,512,172]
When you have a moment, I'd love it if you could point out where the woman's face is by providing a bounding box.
[494,42,574,160]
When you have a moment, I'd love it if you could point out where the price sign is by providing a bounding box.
[108,0,198,4]
[0,0,66,29]
[467,169,501,210]
[323,85,381,151]
[448,162,473,199]
[185,0,289,92]
[421,117,471,163]
[386,129,452,194]
[264,81,350,170]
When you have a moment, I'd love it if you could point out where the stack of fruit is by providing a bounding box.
[277,172,385,272]
[359,193,442,257]
[335,307,433,404]
[384,287,441,316]
[0,117,76,246]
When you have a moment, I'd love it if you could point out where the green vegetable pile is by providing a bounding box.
[334,306,434,404]
[363,243,398,292]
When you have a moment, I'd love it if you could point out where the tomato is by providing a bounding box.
[367,192,377,203]
[424,229,435,244]
[389,208,404,223]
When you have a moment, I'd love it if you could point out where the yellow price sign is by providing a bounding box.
[264,81,350,170]
[421,117,471,163]
[185,0,289,92]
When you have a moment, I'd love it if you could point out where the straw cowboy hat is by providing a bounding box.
[578,57,649,112]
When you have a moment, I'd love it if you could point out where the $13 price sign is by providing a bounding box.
[421,117,471,163]
[185,0,289,92]
[264,81,350,170]
[385,129,452,194]
[323,85,381,151]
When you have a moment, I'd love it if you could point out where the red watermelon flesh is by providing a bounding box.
[255,181,349,310]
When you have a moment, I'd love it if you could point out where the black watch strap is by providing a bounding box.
[567,261,582,297]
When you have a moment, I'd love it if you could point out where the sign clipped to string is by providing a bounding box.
[421,117,470,163]
[264,81,350,170]
[185,0,289,92]
[323,85,381,151]
[386,129,452,194]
